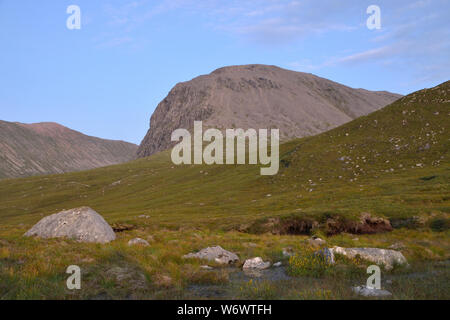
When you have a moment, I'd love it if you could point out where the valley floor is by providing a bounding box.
[0,225,449,299]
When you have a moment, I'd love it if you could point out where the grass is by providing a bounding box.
[0,81,449,299]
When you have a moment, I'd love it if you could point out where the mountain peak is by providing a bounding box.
[137,64,401,158]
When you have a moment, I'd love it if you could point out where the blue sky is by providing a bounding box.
[0,0,449,144]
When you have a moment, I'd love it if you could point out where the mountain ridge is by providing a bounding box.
[0,120,138,179]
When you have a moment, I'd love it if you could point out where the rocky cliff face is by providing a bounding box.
[0,121,138,179]
[137,64,402,158]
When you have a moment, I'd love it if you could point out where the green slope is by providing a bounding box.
[0,81,448,232]
[0,82,448,300]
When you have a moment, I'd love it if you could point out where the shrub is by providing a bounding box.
[287,247,332,277]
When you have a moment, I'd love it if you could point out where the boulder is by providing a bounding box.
[314,247,335,265]
[352,285,392,298]
[332,246,407,270]
[182,246,239,264]
[24,207,116,243]
[243,257,271,270]
[128,238,150,246]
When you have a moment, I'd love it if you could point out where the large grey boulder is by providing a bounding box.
[24,207,116,243]
[332,246,407,270]
[243,257,271,270]
[352,285,392,298]
[183,246,239,264]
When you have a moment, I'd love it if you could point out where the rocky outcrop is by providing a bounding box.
[24,207,116,243]
[0,121,137,179]
[182,246,239,264]
[137,64,401,157]
[331,247,408,270]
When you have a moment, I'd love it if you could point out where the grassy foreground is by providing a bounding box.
[0,81,449,299]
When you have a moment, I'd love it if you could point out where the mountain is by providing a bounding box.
[1,81,447,229]
[0,121,138,179]
[0,81,448,299]
[137,64,402,157]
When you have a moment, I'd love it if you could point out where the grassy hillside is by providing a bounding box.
[0,82,448,229]
[0,81,448,299]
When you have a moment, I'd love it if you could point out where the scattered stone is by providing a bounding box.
[332,247,408,270]
[24,207,116,243]
[314,247,335,265]
[352,285,392,297]
[128,238,150,247]
[183,246,239,264]
[138,215,150,219]
[200,265,213,270]
[273,262,282,267]
[308,236,326,247]
[243,257,271,270]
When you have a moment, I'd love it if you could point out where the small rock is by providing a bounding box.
[273,262,282,267]
[243,257,271,270]
[128,238,150,247]
[308,236,326,247]
[183,246,239,264]
[200,265,213,270]
[352,285,392,297]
